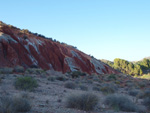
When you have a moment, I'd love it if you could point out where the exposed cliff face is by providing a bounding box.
[0,21,118,74]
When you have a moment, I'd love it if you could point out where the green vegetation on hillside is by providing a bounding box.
[136,58,150,69]
[102,58,150,76]
[137,73,150,80]
[113,58,143,75]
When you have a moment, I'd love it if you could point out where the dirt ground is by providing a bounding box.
[0,70,150,113]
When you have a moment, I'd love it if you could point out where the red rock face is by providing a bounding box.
[0,21,118,74]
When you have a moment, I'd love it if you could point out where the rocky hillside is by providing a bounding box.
[0,21,118,74]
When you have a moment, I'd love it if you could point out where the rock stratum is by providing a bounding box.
[0,21,118,74]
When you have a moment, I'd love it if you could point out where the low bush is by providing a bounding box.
[0,95,31,113]
[0,67,13,74]
[30,64,39,68]
[56,75,68,81]
[137,105,147,113]
[66,93,99,111]
[87,80,93,84]
[79,85,88,91]
[12,96,31,112]
[104,94,137,112]
[14,66,24,73]
[143,97,150,109]
[137,81,147,88]
[138,89,150,98]
[128,89,140,96]
[100,83,118,94]
[92,75,100,82]
[143,90,150,97]
[64,82,76,89]
[107,74,117,81]
[70,71,86,78]
[25,68,45,74]
[92,86,101,91]
[74,78,81,84]
[23,35,28,40]
[14,76,38,91]
[115,80,121,84]
[47,76,56,81]
[0,96,14,113]
[125,80,136,88]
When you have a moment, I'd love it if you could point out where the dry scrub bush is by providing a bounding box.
[104,94,145,112]
[64,82,77,89]
[0,95,31,113]
[66,93,99,111]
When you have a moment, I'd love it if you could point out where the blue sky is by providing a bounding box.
[0,0,150,61]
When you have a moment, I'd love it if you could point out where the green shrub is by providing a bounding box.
[14,76,38,91]
[0,95,31,113]
[64,82,76,89]
[104,94,137,112]
[66,93,99,111]
[0,67,13,74]
[14,66,24,73]
[107,74,117,80]
[115,80,121,84]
